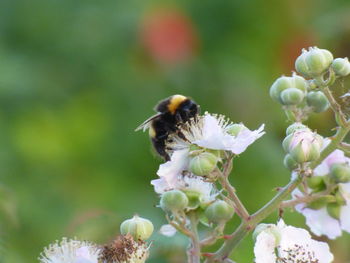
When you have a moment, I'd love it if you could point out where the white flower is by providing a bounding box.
[159,224,177,237]
[293,149,350,239]
[152,113,264,193]
[169,113,265,154]
[151,172,215,202]
[254,220,333,263]
[39,238,100,263]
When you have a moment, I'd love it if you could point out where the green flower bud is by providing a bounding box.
[334,190,347,206]
[253,224,281,244]
[283,154,298,171]
[286,122,309,136]
[327,202,342,220]
[289,141,320,163]
[120,215,154,241]
[306,91,330,113]
[295,47,333,78]
[306,176,326,192]
[269,75,307,103]
[330,163,350,183]
[331,57,350,77]
[280,88,305,105]
[189,152,218,176]
[160,190,189,212]
[307,195,336,210]
[226,123,248,136]
[205,200,234,224]
[282,134,293,153]
[183,190,201,209]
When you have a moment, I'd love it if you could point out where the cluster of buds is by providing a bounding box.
[160,188,234,225]
[302,153,350,220]
[282,123,322,169]
[270,47,350,121]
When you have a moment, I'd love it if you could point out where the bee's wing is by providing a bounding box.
[135,113,161,132]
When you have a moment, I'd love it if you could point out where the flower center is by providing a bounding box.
[277,244,319,263]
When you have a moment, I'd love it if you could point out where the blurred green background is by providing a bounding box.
[0,0,350,262]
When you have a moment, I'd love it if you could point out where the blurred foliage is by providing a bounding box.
[0,0,350,262]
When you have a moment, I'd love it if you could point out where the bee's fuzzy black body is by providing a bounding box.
[136,95,199,161]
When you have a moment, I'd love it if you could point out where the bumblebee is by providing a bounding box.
[136,94,199,161]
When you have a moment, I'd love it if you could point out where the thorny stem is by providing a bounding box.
[219,157,250,220]
[188,211,201,263]
[200,224,225,248]
[280,192,325,208]
[338,142,350,157]
[323,87,347,127]
[166,214,193,238]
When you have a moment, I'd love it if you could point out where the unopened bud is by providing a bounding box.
[160,190,189,212]
[280,88,305,105]
[283,154,298,171]
[334,190,347,206]
[282,134,293,153]
[183,190,201,210]
[253,224,281,245]
[226,123,248,136]
[270,75,307,104]
[331,57,350,77]
[330,163,350,183]
[327,202,342,220]
[286,122,309,135]
[120,215,154,241]
[189,152,218,176]
[205,200,234,224]
[295,47,333,78]
[307,195,336,210]
[306,176,326,192]
[306,91,330,113]
[289,141,320,163]
[287,130,322,163]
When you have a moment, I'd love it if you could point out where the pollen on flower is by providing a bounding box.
[277,244,319,263]
[99,234,149,263]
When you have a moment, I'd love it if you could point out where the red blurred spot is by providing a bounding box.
[140,8,198,65]
[280,33,317,71]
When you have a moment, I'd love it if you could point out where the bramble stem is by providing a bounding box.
[219,158,250,220]
[323,87,347,127]
[188,211,201,263]
[280,192,325,208]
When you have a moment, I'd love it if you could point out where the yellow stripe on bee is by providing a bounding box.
[168,95,187,114]
[149,126,156,138]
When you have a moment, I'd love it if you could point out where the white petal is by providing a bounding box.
[254,231,277,263]
[340,203,350,233]
[298,207,342,239]
[226,124,265,154]
[193,115,228,150]
[279,225,311,248]
[151,178,170,194]
[157,149,190,187]
[159,224,177,237]
[315,149,347,176]
[279,224,333,263]
[306,239,334,263]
